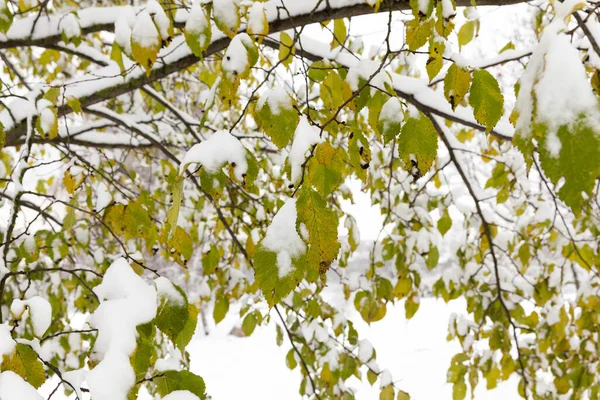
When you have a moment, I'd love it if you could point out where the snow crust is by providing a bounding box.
[87,258,158,400]
[289,117,323,185]
[181,130,248,180]
[262,199,306,277]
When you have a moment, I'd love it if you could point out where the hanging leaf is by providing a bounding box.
[469,70,504,132]
[444,63,471,110]
[131,11,161,74]
[155,370,207,399]
[1,344,46,388]
[398,115,438,178]
[185,3,212,57]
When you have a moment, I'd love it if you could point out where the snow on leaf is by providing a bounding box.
[398,115,438,178]
[222,33,257,78]
[181,130,248,181]
[444,63,471,111]
[468,70,504,132]
[255,86,299,149]
[155,278,190,345]
[377,97,403,145]
[254,199,307,306]
[289,116,323,185]
[296,188,340,276]
[155,370,206,399]
[130,11,161,74]
[213,0,240,38]
[247,2,268,38]
[538,121,600,212]
[185,2,211,57]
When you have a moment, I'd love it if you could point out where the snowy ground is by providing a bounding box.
[188,297,518,399]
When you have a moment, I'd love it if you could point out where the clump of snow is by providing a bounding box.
[60,13,81,41]
[186,1,210,34]
[131,11,160,48]
[114,7,136,54]
[379,97,403,124]
[441,0,456,19]
[147,0,171,40]
[95,181,112,211]
[256,85,292,114]
[213,0,239,29]
[87,258,158,400]
[37,100,56,136]
[247,2,266,34]
[222,33,253,76]
[0,323,15,359]
[418,0,430,15]
[10,296,52,337]
[262,199,306,278]
[289,117,323,185]
[181,130,248,180]
[63,369,86,400]
[155,276,185,305]
[515,20,600,150]
[357,339,374,363]
[346,59,391,92]
[0,371,42,400]
[380,369,393,387]
[162,391,200,400]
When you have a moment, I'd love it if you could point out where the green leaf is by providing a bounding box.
[155,280,190,344]
[453,379,467,400]
[426,40,444,81]
[296,188,340,275]
[406,19,433,51]
[166,178,183,235]
[308,142,346,196]
[185,4,211,57]
[254,91,299,149]
[538,120,600,212]
[380,385,395,400]
[130,323,156,384]
[110,42,126,73]
[175,304,199,351]
[426,246,439,270]
[308,60,330,82]
[155,370,206,399]
[444,63,471,111]
[332,19,347,49]
[438,209,452,236]
[468,70,504,132]
[213,296,229,324]
[279,32,295,66]
[242,312,257,336]
[1,343,46,388]
[377,97,403,145]
[254,247,306,307]
[398,115,438,177]
[0,0,13,34]
[457,20,478,48]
